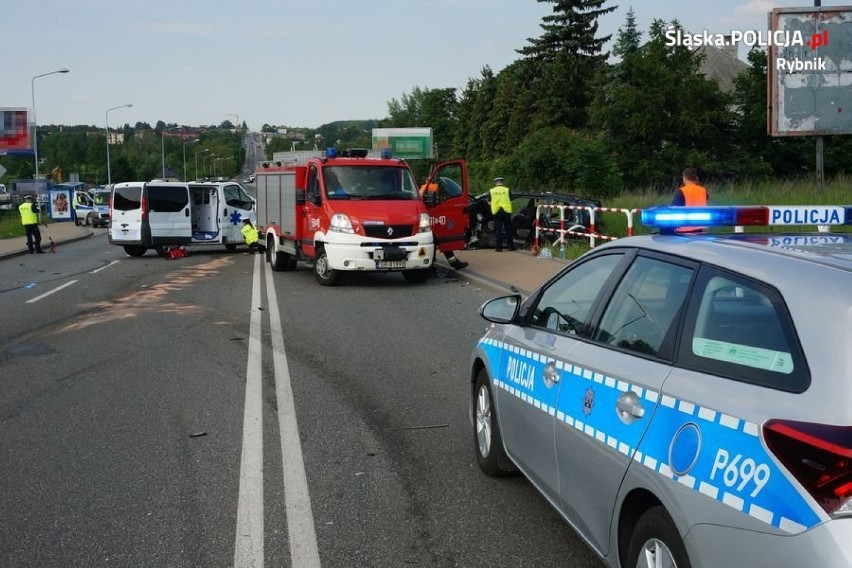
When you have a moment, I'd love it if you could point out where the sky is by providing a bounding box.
[3,0,844,131]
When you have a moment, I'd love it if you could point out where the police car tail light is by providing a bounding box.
[640,206,769,229]
[764,420,852,517]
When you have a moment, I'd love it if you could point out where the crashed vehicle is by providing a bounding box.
[465,190,603,249]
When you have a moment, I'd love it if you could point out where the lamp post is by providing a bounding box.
[182,138,200,181]
[106,103,133,186]
[203,154,216,178]
[160,125,182,179]
[194,148,209,181]
[31,68,70,183]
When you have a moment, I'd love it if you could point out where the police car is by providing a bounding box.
[470,205,851,567]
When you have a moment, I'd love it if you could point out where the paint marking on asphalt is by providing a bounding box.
[264,260,322,568]
[90,260,120,273]
[25,280,78,304]
[234,254,265,568]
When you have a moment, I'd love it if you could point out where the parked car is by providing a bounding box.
[466,190,602,249]
[470,205,852,567]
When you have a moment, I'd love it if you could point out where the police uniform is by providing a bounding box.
[489,177,515,252]
[19,196,45,254]
[241,218,265,253]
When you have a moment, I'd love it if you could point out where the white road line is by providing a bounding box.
[234,254,265,568]
[90,260,120,273]
[264,260,322,568]
[25,280,78,304]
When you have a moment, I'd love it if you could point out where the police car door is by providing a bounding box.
[553,252,697,556]
[498,251,627,500]
[422,160,469,253]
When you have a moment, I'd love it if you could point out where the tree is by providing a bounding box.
[612,6,641,58]
[518,0,616,128]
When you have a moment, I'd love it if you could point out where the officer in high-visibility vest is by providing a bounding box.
[241,216,266,254]
[419,182,468,271]
[672,167,709,233]
[19,195,45,254]
[489,177,515,252]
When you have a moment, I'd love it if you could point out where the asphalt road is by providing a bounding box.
[0,233,602,567]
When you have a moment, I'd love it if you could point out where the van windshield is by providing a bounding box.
[323,166,417,200]
[113,186,141,211]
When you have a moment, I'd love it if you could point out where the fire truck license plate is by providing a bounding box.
[378,260,407,269]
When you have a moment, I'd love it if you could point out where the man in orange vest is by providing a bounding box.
[672,167,708,233]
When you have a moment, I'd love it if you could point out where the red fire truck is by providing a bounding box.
[255,148,469,286]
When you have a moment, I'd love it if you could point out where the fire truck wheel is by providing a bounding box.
[313,247,342,286]
[402,269,430,284]
[270,243,292,271]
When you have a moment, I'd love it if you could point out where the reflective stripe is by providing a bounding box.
[478,337,823,533]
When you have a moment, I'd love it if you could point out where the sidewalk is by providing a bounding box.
[0,223,568,296]
[0,222,94,259]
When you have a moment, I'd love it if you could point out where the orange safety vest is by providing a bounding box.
[675,182,708,233]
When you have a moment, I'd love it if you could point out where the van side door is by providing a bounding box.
[422,160,469,253]
[146,183,192,244]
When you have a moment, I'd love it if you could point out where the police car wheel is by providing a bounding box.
[473,370,514,477]
[626,506,690,568]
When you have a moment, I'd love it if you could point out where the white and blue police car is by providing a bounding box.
[470,205,851,568]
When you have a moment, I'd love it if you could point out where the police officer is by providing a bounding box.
[240,216,266,254]
[489,177,515,252]
[672,167,708,234]
[19,195,45,254]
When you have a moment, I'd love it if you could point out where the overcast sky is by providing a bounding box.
[4,0,840,130]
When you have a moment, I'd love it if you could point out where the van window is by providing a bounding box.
[224,184,253,210]
[113,186,142,211]
[147,185,188,212]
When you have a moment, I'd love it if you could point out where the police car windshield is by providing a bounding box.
[323,166,418,200]
[91,192,110,206]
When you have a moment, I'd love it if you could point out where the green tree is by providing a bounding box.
[518,0,616,128]
[612,6,641,58]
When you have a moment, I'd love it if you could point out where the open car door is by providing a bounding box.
[422,160,469,253]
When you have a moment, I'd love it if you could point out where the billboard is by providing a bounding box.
[0,108,33,152]
[371,128,433,159]
[767,7,852,136]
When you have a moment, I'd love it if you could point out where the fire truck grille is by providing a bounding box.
[363,224,414,238]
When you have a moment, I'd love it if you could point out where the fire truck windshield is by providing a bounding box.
[323,166,418,200]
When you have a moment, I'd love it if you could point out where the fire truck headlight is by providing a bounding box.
[329,213,355,234]
[418,213,431,233]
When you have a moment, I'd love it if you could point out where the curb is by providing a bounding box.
[0,229,95,261]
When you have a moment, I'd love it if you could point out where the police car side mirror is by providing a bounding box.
[479,295,521,324]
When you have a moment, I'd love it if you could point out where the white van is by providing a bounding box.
[108,180,256,257]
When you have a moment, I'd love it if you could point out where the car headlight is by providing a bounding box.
[329,213,354,234]
[418,212,431,233]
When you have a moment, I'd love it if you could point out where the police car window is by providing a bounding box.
[595,257,693,357]
[678,269,809,392]
[530,253,622,336]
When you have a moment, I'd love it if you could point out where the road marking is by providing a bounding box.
[90,260,120,273]
[234,254,265,567]
[264,261,322,568]
[25,280,78,304]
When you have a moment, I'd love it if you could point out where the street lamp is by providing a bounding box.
[31,68,70,183]
[203,153,217,178]
[161,125,182,179]
[106,103,133,186]
[182,138,200,181]
[194,148,209,181]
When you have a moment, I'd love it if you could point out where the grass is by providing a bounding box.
[0,210,51,239]
[536,175,852,260]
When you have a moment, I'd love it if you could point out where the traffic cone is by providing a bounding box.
[49,237,57,253]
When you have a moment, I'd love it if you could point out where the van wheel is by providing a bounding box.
[313,247,342,286]
[473,369,515,476]
[124,245,146,257]
[225,243,237,251]
[402,269,430,284]
[626,506,690,568]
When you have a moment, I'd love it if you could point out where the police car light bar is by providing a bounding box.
[641,206,852,229]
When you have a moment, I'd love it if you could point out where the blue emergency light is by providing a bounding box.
[380,148,392,159]
[641,206,769,228]
[325,147,338,158]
